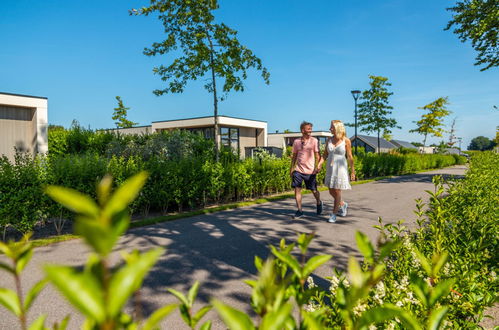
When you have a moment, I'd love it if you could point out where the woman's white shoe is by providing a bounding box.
[328,213,337,223]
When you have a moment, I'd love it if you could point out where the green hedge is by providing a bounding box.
[1,136,465,236]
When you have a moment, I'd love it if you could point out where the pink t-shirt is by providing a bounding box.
[292,137,319,174]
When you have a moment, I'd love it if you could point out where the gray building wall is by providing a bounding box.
[0,105,36,160]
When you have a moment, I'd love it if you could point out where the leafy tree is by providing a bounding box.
[447,117,457,147]
[410,97,451,148]
[357,75,400,153]
[411,141,424,147]
[468,135,496,150]
[112,96,137,129]
[445,0,499,71]
[131,0,270,161]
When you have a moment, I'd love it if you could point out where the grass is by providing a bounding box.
[23,168,460,248]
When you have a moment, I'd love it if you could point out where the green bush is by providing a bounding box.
[2,152,496,328]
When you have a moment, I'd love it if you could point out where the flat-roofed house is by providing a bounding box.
[112,115,267,159]
[350,134,397,153]
[0,92,48,161]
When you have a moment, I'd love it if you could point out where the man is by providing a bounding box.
[290,121,323,218]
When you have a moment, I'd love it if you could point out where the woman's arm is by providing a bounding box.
[345,138,355,181]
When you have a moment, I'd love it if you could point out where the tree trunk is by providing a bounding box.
[207,29,219,162]
[377,130,380,154]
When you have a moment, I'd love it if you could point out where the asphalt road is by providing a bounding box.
[0,166,467,329]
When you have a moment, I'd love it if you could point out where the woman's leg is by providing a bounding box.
[333,189,342,214]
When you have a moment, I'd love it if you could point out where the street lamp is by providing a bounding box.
[457,137,462,151]
[351,90,361,155]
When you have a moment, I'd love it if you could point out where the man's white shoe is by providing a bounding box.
[328,213,337,223]
[339,202,348,217]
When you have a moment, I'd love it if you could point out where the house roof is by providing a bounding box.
[152,115,266,124]
[350,134,397,149]
[0,91,47,100]
[391,139,417,149]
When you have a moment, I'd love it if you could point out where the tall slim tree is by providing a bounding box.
[112,96,137,129]
[445,0,499,71]
[447,117,458,147]
[409,97,451,148]
[357,75,400,154]
[131,0,270,161]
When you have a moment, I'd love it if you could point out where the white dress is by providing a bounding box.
[324,139,351,190]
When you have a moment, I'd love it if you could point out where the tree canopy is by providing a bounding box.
[131,0,270,160]
[445,0,499,71]
[410,97,451,148]
[112,96,137,129]
[468,135,496,150]
[357,75,400,153]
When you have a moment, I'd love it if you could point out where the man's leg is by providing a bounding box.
[295,187,303,211]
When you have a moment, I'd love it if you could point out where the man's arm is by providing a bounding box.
[290,152,297,177]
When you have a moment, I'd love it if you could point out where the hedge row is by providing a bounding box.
[0,150,464,237]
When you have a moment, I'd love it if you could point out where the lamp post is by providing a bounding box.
[351,90,361,155]
[457,137,462,152]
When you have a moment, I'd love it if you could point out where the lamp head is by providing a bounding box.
[351,90,361,100]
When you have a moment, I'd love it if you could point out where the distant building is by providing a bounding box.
[0,92,48,161]
[390,139,418,150]
[350,135,397,153]
[106,115,267,159]
[418,146,435,154]
[267,131,332,149]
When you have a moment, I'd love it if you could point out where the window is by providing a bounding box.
[220,127,239,151]
[188,127,214,139]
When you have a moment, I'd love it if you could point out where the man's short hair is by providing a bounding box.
[300,121,313,130]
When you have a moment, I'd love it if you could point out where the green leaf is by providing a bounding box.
[428,307,449,330]
[0,261,15,275]
[355,231,375,262]
[431,252,448,276]
[378,239,400,260]
[212,299,255,330]
[28,314,47,330]
[73,217,114,256]
[103,171,148,218]
[24,279,48,310]
[302,311,323,330]
[260,303,293,330]
[0,241,11,257]
[142,304,177,330]
[53,315,70,330]
[414,249,432,276]
[108,248,163,317]
[429,279,455,307]
[187,280,200,306]
[97,174,113,206]
[254,256,263,271]
[192,305,212,325]
[271,246,302,278]
[45,186,99,218]
[16,247,33,274]
[44,265,105,321]
[303,255,332,277]
[0,288,21,316]
[199,320,212,330]
[348,256,363,287]
[410,278,429,307]
[358,304,421,330]
[167,288,189,306]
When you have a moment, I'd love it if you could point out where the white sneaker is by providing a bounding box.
[339,202,348,217]
[328,213,337,223]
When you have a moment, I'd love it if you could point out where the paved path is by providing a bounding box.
[0,166,467,329]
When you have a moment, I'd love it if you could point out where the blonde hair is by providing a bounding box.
[332,120,346,139]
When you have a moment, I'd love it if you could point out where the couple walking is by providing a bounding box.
[290,120,355,223]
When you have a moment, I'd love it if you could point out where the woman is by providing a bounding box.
[323,120,355,223]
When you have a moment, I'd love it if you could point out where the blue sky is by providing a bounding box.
[1,0,498,149]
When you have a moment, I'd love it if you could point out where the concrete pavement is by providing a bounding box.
[0,166,467,329]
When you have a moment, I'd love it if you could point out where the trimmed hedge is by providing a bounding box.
[1,130,465,237]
